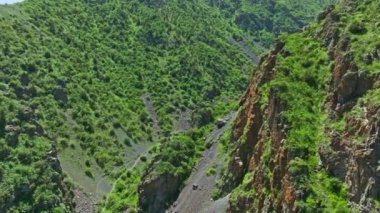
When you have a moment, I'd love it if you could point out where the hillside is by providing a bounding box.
[0,0,331,212]
[209,0,335,46]
[214,0,380,212]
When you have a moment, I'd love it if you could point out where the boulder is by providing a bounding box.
[192,184,199,190]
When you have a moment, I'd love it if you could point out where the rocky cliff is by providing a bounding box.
[138,172,180,213]
[224,0,380,212]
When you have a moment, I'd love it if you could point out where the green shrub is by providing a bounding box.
[0,140,11,160]
[140,156,147,162]
[84,169,93,178]
[207,166,217,176]
[124,138,132,146]
[85,160,91,167]
[349,21,367,34]
[59,138,69,148]
[17,149,33,164]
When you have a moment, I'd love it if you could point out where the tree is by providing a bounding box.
[0,111,5,137]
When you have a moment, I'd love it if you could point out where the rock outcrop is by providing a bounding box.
[224,1,380,212]
[225,41,298,212]
[138,173,180,213]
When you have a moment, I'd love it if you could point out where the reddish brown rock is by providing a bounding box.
[226,2,380,212]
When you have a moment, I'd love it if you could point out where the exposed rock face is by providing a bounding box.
[320,39,380,209]
[138,174,180,213]
[319,2,379,210]
[225,1,380,212]
[325,36,373,117]
[225,41,298,212]
[227,41,283,187]
[320,106,380,211]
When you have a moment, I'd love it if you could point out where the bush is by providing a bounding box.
[140,155,147,162]
[17,149,33,164]
[207,166,217,176]
[109,130,116,136]
[126,171,132,178]
[85,169,93,178]
[124,138,132,146]
[59,138,69,148]
[0,141,11,160]
[0,165,4,181]
[349,21,367,34]
[0,111,5,137]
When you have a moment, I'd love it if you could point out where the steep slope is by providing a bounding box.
[0,0,332,212]
[217,0,380,212]
[208,0,335,46]
[135,4,336,213]
[1,1,251,211]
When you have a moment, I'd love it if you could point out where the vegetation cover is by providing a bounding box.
[0,0,332,211]
[209,0,335,46]
[216,0,380,212]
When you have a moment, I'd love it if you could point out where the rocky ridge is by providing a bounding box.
[222,0,380,212]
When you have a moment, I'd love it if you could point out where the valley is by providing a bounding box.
[168,112,235,213]
[2,0,379,213]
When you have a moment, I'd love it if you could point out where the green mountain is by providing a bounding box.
[219,0,380,212]
[210,0,335,46]
[0,0,333,212]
